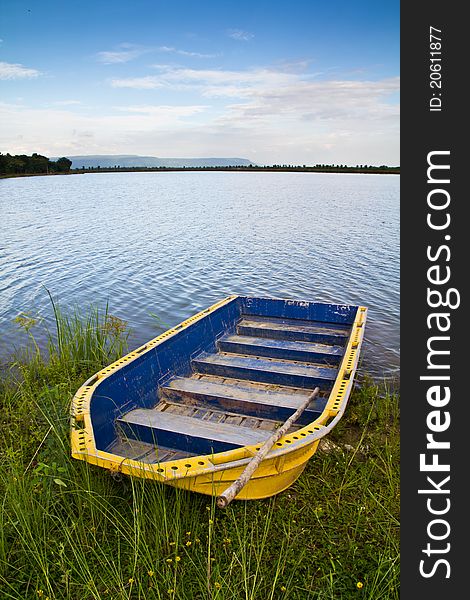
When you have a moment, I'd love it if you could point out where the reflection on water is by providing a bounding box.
[0,171,399,378]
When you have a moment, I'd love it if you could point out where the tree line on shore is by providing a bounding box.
[78,165,400,174]
[1,152,399,176]
[77,163,399,173]
[0,153,72,176]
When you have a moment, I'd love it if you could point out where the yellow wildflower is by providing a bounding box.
[357,581,364,589]
[148,570,154,577]
[128,578,134,584]
[280,586,287,592]
[103,314,128,336]
[166,558,173,564]
[214,582,222,590]
[186,540,192,546]
[175,556,181,562]
[15,313,39,332]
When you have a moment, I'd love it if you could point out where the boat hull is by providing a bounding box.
[165,440,319,499]
[71,296,366,500]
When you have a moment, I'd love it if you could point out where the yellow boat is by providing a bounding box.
[71,295,367,500]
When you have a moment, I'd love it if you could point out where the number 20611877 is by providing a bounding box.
[429,26,442,112]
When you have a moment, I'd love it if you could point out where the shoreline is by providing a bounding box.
[1,165,400,179]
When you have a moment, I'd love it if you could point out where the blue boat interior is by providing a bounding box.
[90,296,358,463]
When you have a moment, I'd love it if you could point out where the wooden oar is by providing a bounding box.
[216,386,320,508]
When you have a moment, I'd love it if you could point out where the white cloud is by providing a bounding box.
[96,44,150,64]
[0,61,41,79]
[102,64,399,163]
[228,29,254,41]
[157,46,217,58]
[0,61,399,165]
[53,100,82,106]
[114,65,298,95]
[97,43,216,64]
[215,76,400,123]
[113,104,208,118]
[110,76,166,89]
[0,101,210,156]
[114,65,399,118]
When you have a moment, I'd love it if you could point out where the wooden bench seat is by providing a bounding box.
[237,317,348,345]
[192,353,338,389]
[218,334,344,364]
[161,376,327,424]
[117,409,273,455]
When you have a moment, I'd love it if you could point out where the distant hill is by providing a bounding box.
[58,155,255,169]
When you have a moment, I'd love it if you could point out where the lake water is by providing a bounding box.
[0,172,399,379]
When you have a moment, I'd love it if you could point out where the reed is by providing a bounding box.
[0,301,399,599]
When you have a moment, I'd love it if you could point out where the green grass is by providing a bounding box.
[0,303,399,599]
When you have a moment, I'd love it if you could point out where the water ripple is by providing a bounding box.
[0,172,399,377]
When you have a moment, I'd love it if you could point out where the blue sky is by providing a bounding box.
[1,0,399,165]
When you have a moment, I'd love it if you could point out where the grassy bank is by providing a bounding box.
[0,305,399,599]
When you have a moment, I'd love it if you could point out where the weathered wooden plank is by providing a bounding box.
[106,438,195,463]
[218,334,343,364]
[239,314,351,334]
[117,409,272,454]
[155,396,284,431]
[192,353,337,389]
[161,376,327,424]
[237,318,348,345]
